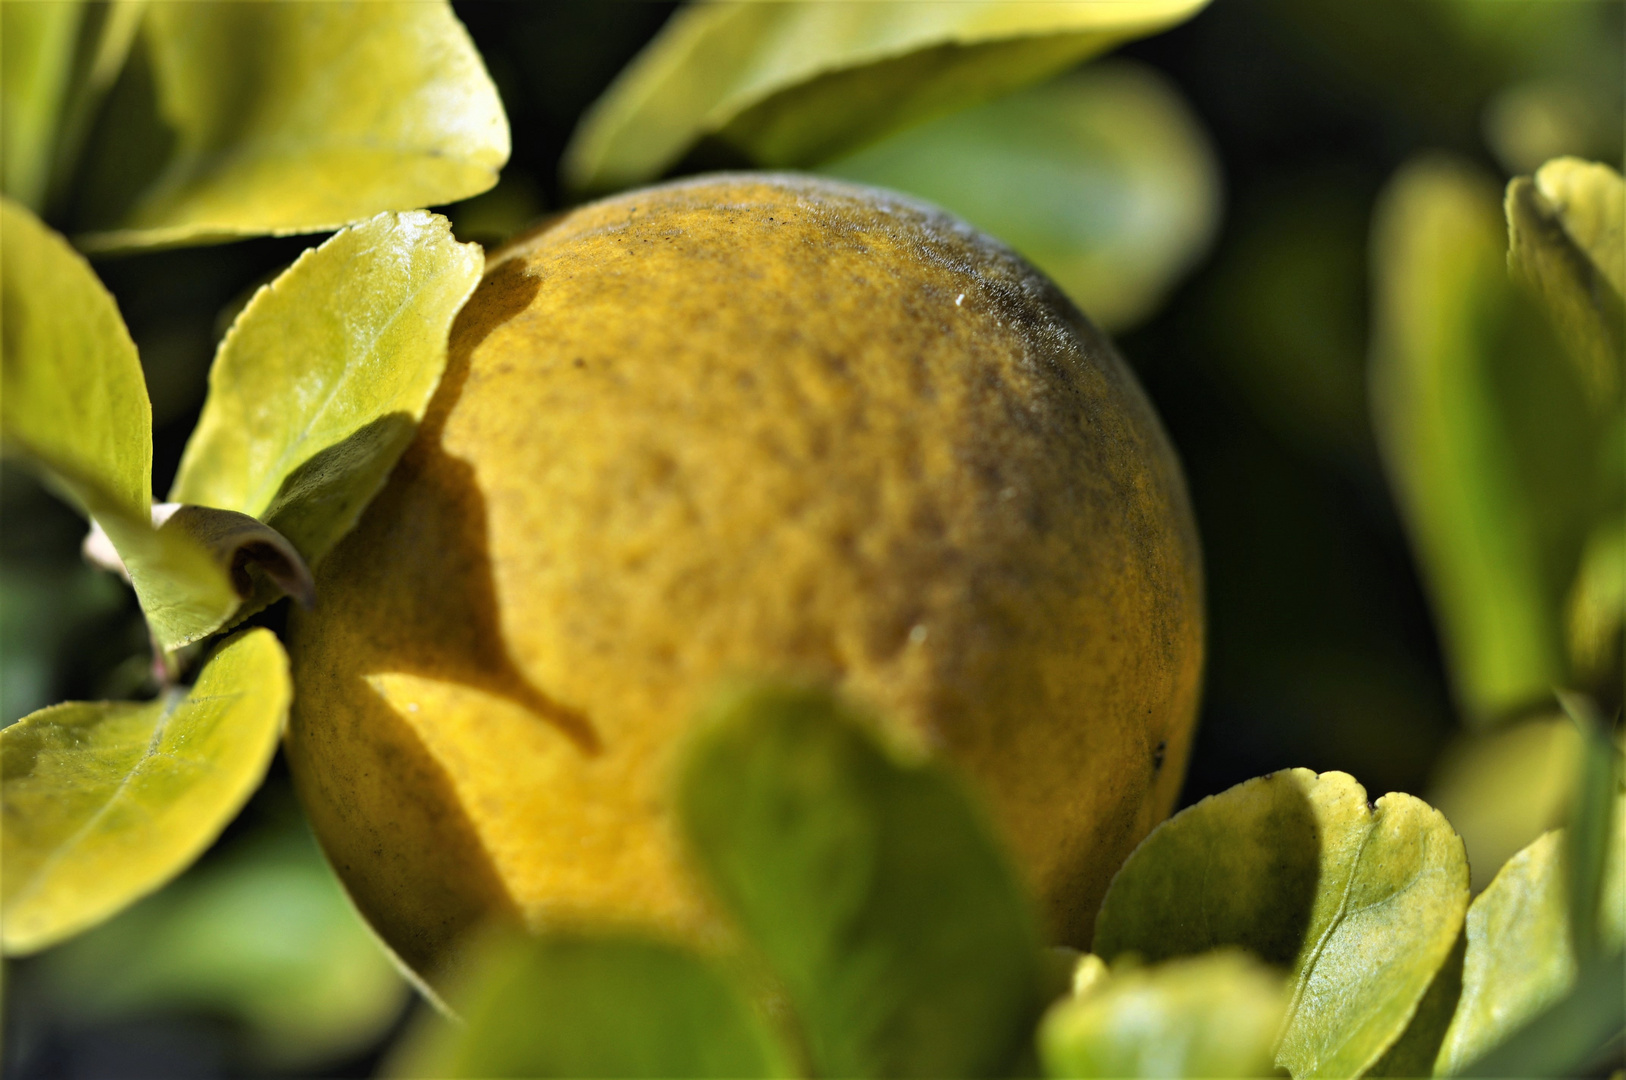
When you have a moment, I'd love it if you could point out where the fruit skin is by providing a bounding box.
[285,173,1203,982]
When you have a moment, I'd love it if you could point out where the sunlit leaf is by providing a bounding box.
[0,0,82,210]
[169,211,482,572]
[1365,930,1465,1078]
[395,931,792,1079]
[678,684,1042,1079]
[1369,156,1606,723]
[0,197,237,649]
[1093,768,1470,1079]
[563,0,1211,193]
[0,628,290,954]
[37,821,407,1069]
[74,0,508,251]
[820,61,1219,331]
[1506,158,1624,410]
[1039,950,1287,1079]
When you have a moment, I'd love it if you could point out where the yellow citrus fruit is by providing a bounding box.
[285,174,1203,983]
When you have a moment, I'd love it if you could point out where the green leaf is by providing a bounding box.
[1506,158,1624,411]
[169,210,482,570]
[677,684,1043,1079]
[1038,950,1288,1079]
[1558,694,1621,957]
[74,0,508,251]
[1369,156,1605,723]
[36,820,407,1069]
[563,0,1212,193]
[1093,768,1470,1079]
[1566,515,1625,687]
[819,61,1219,332]
[1365,929,1465,1078]
[0,0,83,210]
[0,197,238,650]
[0,628,290,954]
[1453,950,1624,1079]
[395,932,792,1079]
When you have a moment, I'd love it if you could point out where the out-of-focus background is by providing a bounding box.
[2,2,1620,1076]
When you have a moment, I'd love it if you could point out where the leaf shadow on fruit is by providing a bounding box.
[347,259,598,755]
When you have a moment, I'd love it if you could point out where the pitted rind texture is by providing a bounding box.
[286,173,1204,982]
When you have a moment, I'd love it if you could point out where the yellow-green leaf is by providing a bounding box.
[74,0,508,251]
[820,61,1219,332]
[169,211,482,569]
[1507,158,1625,410]
[678,684,1042,1079]
[1038,951,1287,1079]
[0,197,238,650]
[1369,156,1606,723]
[0,0,83,210]
[1,628,290,955]
[1567,514,1624,690]
[563,0,1211,194]
[1093,768,1470,1079]
[394,931,793,1079]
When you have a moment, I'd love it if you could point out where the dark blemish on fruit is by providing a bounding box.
[1153,740,1167,771]
[574,357,586,368]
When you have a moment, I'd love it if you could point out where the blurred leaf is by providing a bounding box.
[1428,715,1580,892]
[563,0,1211,193]
[1454,950,1624,1079]
[1506,158,1624,411]
[0,628,289,954]
[1093,768,1470,1079]
[1369,156,1605,723]
[0,197,237,649]
[169,211,481,573]
[820,61,1219,331]
[38,820,407,1068]
[678,684,1042,1079]
[74,0,508,251]
[396,932,792,1079]
[1039,950,1287,1079]
[0,0,82,209]
[1566,515,1624,690]
[1558,694,1620,956]
[0,561,127,726]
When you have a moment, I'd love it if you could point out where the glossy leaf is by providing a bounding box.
[1369,156,1604,723]
[37,823,407,1068]
[0,628,290,954]
[1094,768,1470,1079]
[0,0,82,209]
[1038,950,1287,1079]
[396,932,791,1079]
[1506,158,1624,410]
[563,0,1211,193]
[821,61,1219,331]
[169,211,482,570]
[74,0,508,251]
[678,684,1042,1079]
[0,197,237,649]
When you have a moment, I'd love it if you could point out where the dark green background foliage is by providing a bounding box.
[1,2,1620,1077]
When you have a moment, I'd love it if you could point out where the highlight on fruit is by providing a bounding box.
[0,3,1619,1078]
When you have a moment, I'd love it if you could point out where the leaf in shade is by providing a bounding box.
[1506,158,1624,410]
[169,211,482,569]
[1565,515,1624,688]
[1038,950,1287,1079]
[36,822,408,1070]
[0,0,83,210]
[0,628,290,954]
[1369,156,1606,724]
[73,0,508,251]
[0,197,238,650]
[562,0,1211,194]
[677,684,1043,1079]
[820,61,1219,332]
[394,931,792,1080]
[1093,768,1470,1079]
